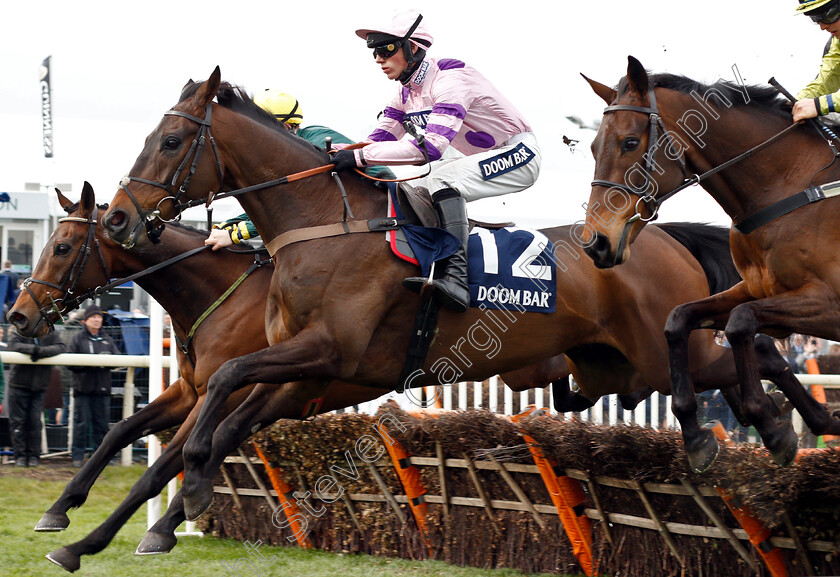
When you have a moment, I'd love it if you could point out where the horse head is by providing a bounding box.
[582,56,690,268]
[102,67,223,247]
[9,182,112,336]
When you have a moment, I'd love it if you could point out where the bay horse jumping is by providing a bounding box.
[99,68,805,521]
[9,183,607,572]
[582,56,840,471]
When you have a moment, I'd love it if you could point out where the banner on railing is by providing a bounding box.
[40,56,54,158]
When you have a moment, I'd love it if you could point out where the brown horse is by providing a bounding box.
[581,56,840,471]
[8,184,403,571]
[9,183,590,572]
[99,68,802,520]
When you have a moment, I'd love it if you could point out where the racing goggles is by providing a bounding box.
[372,41,402,60]
[810,1,840,24]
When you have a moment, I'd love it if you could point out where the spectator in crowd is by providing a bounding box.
[796,336,822,372]
[775,337,798,373]
[7,329,66,466]
[0,260,19,323]
[1,260,19,289]
[68,305,121,468]
[697,388,738,437]
[0,327,8,419]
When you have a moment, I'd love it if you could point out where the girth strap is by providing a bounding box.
[173,256,266,366]
[265,217,403,257]
[735,180,840,234]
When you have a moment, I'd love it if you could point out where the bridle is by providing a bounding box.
[22,205,110,330]
[590,86,689,225]
[116,95,433,253]
[21,203,267,361]
[118,102,225,249]
[590,85,805,254]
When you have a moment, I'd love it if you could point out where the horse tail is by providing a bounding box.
[653,222,740,295]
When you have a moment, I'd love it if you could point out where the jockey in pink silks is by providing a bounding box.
[330,9,542,312]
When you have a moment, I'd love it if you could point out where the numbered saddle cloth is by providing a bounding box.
[467,227,556,313]
[386,187,555,313]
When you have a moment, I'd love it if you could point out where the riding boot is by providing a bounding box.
[403,189,470,312]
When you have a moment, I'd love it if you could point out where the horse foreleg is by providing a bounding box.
[617,387,654,410]
[187,379,334,520]
[182,334,340,520]
[136,491,186,556]
[44,408,198,573]
[727,289,840,465]
[35,378,196,533]
[664,283,752,473]
[183,332,340,475]
[498,357,598,413]
[754,334,840,436]
[726,311,799,468]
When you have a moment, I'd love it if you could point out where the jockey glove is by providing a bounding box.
[330,150,358,173]
[30,346,41,362]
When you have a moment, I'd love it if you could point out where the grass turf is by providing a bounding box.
[0,462,574,576]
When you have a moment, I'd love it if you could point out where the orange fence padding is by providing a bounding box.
[805,358,838,444]
[709,423,788,577]
[252,443,313,549]
[512,407,595,577]
[375,419,431,552]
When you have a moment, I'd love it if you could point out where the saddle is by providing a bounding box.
[395,182,515,230]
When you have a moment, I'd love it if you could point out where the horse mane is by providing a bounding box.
[653,222,740,295]
[180,79,327,156]
[618,72,791,120]
[215,83,291,134]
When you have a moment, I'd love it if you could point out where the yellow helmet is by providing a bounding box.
[253,90,303,125]
[796,0,837,14]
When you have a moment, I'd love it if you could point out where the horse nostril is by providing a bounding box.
[584,233,614,269]
[8,311,27,329]
[593,233,611,256]
[104,210,126,230]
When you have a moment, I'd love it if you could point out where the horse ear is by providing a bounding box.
[179,78,196,100]
[581,73,617,105]
[55,187,74,210]
[193,66,221,107]
[626,55,649,96]
[79,181,96,215]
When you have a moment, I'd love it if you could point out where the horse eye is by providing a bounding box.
[163,136,181,150]
[54,243,71,256]
[621,137,641,152]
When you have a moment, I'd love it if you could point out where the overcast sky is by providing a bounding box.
[0,0,829,227]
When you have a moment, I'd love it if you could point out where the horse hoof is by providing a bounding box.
[767,390,793,416]
[34,512,70,532]
[184,489,214,521]
[136,531,178,555]
[769,428,799,467]
[46,548,80,573]
[686,429,720,473]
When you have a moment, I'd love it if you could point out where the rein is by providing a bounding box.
[123,102,433,253]
[26,205,272,364]
[592,85,824,244]
[172,253,271,367]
